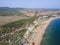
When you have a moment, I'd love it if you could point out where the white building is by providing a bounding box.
[23,42,30,45]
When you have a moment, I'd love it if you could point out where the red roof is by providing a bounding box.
[32,42,35,45]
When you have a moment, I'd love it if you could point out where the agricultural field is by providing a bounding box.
[0,16,28,26]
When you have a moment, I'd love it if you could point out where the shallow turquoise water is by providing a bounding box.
[41,18,60,45]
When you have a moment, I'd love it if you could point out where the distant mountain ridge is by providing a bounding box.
[0,7,26,16]
[0,7,60,11]
[0,7,60,16]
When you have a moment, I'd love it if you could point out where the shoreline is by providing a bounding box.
[39,18,56,45]
[28,18,58,45]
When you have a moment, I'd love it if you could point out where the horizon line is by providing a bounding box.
[0,7,60,9]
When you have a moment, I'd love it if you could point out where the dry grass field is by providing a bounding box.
[38,11,60,16]
[21,10,60,17]
[0,10,60,26]
[20,11,35,17]
[0,16,28,26]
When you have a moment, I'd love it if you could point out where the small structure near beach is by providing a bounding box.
[21,42,30,45]
[32,42,35,45]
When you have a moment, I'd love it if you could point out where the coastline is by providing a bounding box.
[28,18,57,45]
[39,18,56,45]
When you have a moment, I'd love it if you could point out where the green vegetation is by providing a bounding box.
[0,29,27,45]
[0,10,27,17]
[0,39,9,45]
[10,29,27,41]
[0,7,27,17]
[34,25,39,29]
[0,16,37,45]
[0,16,37,36]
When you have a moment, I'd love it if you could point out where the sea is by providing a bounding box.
[41,18,60,45]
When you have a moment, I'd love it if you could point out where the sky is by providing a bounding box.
[0,0,60,8]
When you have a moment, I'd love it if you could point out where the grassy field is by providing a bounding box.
[0,16,37,36]
[0,16,37,45]
[38,11,60,16]
[0,16,28,26]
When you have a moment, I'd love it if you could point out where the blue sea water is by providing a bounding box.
[41,18,60,45]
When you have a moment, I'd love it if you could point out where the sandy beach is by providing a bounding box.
[28,18,57,45]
